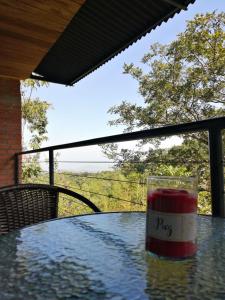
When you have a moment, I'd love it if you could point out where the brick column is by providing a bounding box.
[0,79,21,187]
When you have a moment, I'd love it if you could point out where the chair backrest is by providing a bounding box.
[0,184,100,234]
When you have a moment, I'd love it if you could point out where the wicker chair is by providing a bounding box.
[0,184,101,234]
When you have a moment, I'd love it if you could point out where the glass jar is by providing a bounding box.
[146,176,198,258]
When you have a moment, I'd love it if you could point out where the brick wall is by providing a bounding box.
[0,79,21,187]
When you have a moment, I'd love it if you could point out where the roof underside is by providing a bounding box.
[0,0,85,80]
[32,0,195,85]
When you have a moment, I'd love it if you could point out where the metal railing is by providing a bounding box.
[15,117,225,217]
[22,160,209,212]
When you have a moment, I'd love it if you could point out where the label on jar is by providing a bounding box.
[146,209,197,242]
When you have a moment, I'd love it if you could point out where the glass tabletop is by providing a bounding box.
[0,212,224,300]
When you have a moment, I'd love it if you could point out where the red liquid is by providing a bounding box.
[146,188,197,258]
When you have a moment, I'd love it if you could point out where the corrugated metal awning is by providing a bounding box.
[31,0,195,85]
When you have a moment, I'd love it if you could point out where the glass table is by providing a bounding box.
[0,212,224,299]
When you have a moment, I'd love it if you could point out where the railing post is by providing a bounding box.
[208,127,224,217]
[49,150,54,185]
[14,154,19,185]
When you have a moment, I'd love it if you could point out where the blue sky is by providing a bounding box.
[30,0,225,171]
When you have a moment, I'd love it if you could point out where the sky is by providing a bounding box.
[29,0,225,172]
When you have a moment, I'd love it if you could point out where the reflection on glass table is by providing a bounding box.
[0,212,224,299]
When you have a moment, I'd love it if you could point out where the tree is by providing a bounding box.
[103,12,225,213]
[21,79,51,180]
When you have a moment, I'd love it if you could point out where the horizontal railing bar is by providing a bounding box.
[18,117,225,155]
[21,159,210,164]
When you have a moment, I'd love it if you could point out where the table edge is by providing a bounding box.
[1,211,215,235]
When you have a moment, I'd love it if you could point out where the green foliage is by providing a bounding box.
[27,171,146,216]
[109,12,225,132]
[22,99,50,149]
[21,79,51,181]
[22,155,42,180]
[21,79,51,149]
[26,169,210,216]
[108,12,225,154]
[103,12,225,214]
[198,191,211,215]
